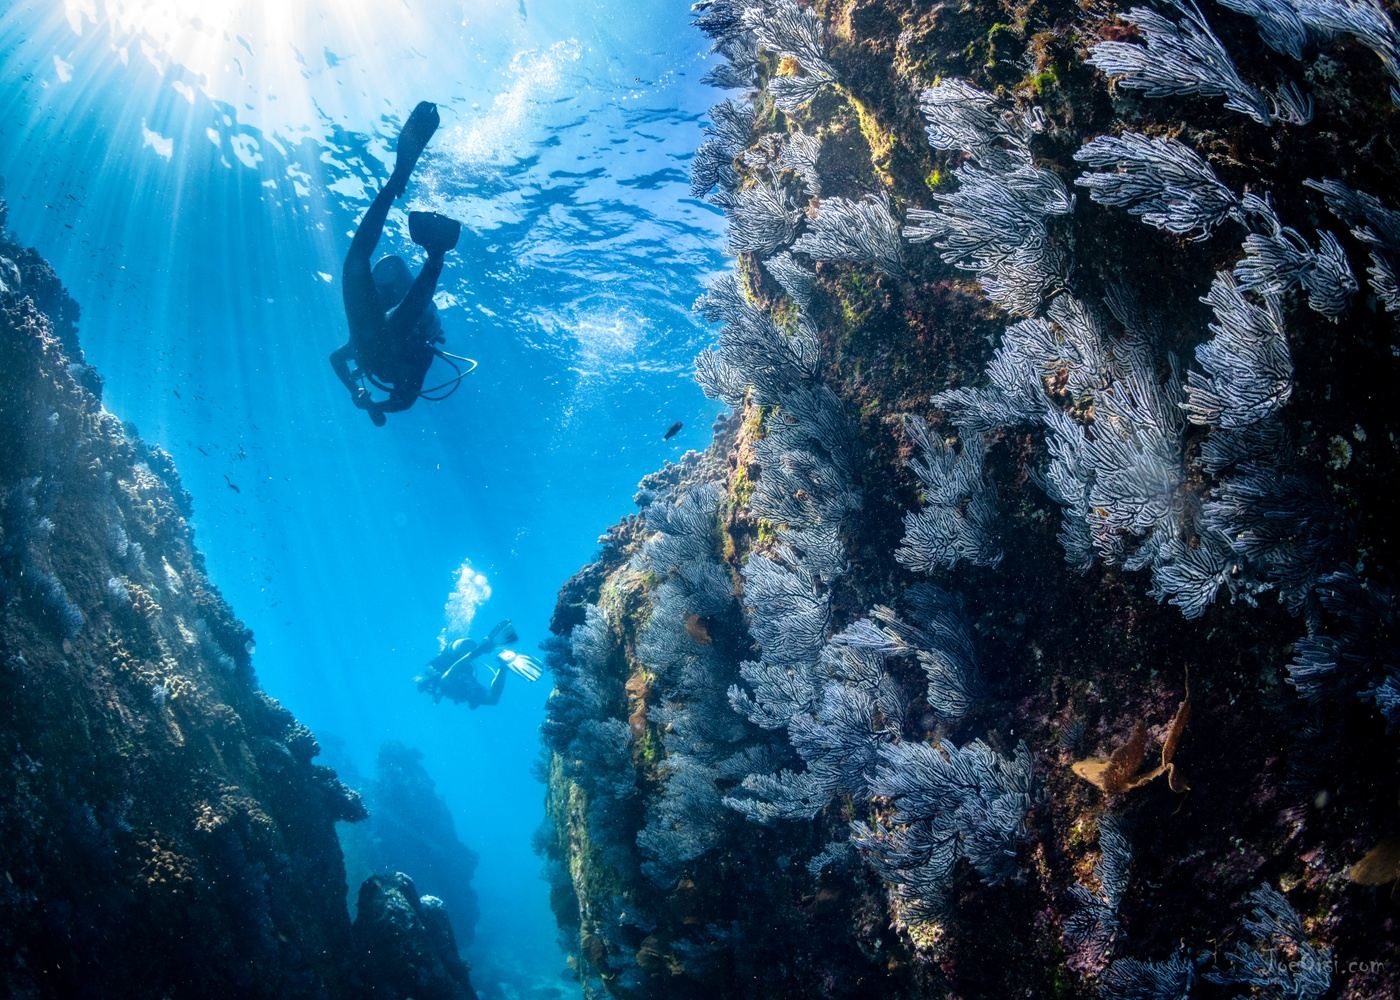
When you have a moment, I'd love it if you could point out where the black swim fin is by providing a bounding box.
[409,210,462,255]
[487,619,519,646]
[393,102,440,190]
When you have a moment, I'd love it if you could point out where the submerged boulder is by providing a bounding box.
[334,741,481,950]
[353,873,477,1000]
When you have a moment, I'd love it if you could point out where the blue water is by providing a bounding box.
[0,1,724,990]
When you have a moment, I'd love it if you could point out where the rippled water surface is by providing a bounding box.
[0,1,725,991]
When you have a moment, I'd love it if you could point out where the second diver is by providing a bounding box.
[417,619,544,708]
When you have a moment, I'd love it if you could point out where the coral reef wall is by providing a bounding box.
[0,204,473,999]
[540,1,1400,997]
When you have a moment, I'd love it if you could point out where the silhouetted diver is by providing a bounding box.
[417,619,544,708]
[329,102,472,426]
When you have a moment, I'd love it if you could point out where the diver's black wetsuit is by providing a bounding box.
[420,638,507,708]
[329,102,448,425]
[329,185,442,420]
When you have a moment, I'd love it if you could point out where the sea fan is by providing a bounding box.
[915,77,1030,170]
[1293,0,1400,104]
[1064,813,1134,962]
[1100,952,1198,999]
[1184,273,1292,429]
[762,251,817,309]
[742,0,835,80]
[1148,529,1242,619]
[1235,195,1356,318]
[896,416,1003,572]
[903,79,1068,314]
[702,37,759,90]
[1074,132,1240,240]
[1202,462,1340,612]
[695,268,818,403]
[778,131,822,196]
[871,584,984,723]
[741,549,831,669]
[691,99,754,199]
[743,0,836,110]
[905,161,1073,315]
[855,739,1038,920]
[1087,0,1281,124]
[793,192,905,277]
[691,0,755,45]
[1306,176,1400,311]
[724,177,803,255]
[1206,885,1332,998]
[637,753,729,885]
[1219,0,1310,58]
[1288,570,1400,726]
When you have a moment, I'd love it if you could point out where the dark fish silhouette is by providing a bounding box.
[223,475,241,494]
[663,421,683,440]
[684,614,712,646]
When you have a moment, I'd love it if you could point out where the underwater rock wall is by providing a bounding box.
[0,204,473,999]
[541,1,1400,997]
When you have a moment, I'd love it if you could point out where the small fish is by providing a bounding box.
[223,475,241,494]
[196,446,209,456]
[684,613,712,646]
[663,421,683,441]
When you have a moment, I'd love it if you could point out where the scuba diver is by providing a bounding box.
[329,101,476,426]
[417,619,544,708]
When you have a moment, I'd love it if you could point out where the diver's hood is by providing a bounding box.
[372,255,413,308]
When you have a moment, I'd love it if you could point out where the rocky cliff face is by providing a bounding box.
[0,203,475,999]
[540,2,1400,998]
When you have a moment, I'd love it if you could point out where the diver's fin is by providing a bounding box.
[409,211,462,256]
[392,101,440,190]
[487,619,519,646]
[487,619,520,641]
[504,654,544,682]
